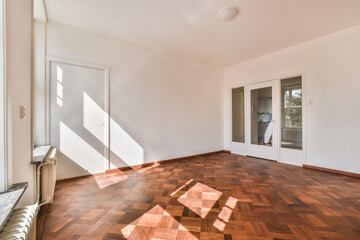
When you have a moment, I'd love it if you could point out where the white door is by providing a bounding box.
[50,61,108,179]
[246,80,279,161]
[231,87,246,155]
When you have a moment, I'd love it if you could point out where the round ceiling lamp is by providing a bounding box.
[217,7,239,22]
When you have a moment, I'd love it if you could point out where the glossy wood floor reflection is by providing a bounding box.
[42,153,360,240]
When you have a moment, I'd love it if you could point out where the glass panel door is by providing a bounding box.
[231,87,246,155]
[232,87,245,143]
[281,77,302,149]
[251,87,273,146]
[279,76,303,166]
[246,80,279,161]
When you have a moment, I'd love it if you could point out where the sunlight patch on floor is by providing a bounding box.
[136,162,161,173]
[93,172,128,189]
[114,204,198,239]
[170,179,194,197]
[177,182,222,218]
[213,196,238,231]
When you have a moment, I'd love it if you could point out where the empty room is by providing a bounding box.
[1,0,360,239]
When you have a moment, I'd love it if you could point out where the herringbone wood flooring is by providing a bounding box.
[42,153,360,239]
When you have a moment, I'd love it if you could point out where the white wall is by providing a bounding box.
[6,0,35,206]
[43,22,223,179]
[33,20,46,146]
[224,24,360,174]
[0,0,6,192]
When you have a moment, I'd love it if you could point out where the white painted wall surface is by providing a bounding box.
[33,21,46,146]
[45,22,223,179]
[0,0,6,192]
[6,0,35,206]
[49,62,108,179]
[224,24,360,174]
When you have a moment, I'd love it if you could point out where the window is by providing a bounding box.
[0,0,6,191]
[281,77,302,150]
[232,87,245,143]
[283,86,302,128]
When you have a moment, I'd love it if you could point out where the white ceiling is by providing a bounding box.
[44,0,360,67]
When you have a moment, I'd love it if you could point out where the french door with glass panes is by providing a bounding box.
[245,80,279,161]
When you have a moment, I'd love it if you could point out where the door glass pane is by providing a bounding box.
[251,87,272,146]
[281,77,302,149]
[284,90,290,108]
[232,87,245,143]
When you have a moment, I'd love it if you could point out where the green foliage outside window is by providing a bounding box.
[284,89,302,128]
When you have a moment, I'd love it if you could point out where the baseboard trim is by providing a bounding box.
[105,150,228,173]
[56,172,105,182]
[57,150,228,182]
[303,164,360,178]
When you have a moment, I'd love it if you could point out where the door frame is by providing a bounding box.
[45,56,111,170]
[245,79,280,161]
[230,85,246,155]
[230,71,307,165]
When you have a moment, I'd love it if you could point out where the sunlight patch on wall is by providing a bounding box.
[56,96,63,107]
[56,66,63,107]
[60,121,105,174]
[83,92,108,147]
[56,65,63,83]
[110,117,144,167]
[83,92,144,168]
[56,81,63,99]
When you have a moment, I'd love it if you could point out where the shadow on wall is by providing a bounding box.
[53,64,145,188]
[83,92,144,168]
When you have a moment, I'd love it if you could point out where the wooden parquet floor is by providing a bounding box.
[42,153,360,240]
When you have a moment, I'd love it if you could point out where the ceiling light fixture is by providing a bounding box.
[217,7,239,22]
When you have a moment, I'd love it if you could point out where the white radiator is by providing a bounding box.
[40,148,57,203]
[0,203,38,240]
[0,148,57,240]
